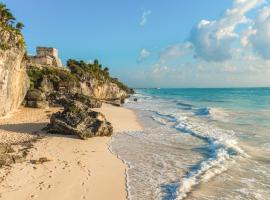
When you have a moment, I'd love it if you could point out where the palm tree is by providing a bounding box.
[94,59,99,65]
[16,22,24,30]
[0,4,15,26]
[104,67,109,72]
[0,3,6,17]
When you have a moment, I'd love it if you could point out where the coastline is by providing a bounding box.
[0,104,142,200]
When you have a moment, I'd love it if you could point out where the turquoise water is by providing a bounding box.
[110,88,270,200]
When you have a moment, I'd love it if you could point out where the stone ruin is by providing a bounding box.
[28,47,63,68]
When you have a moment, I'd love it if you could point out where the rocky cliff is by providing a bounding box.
[67,59,132,100]
[0,27,29,117]
[79,79,129,100]
[26,59,132,106]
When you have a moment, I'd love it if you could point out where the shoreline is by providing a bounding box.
[0,104,143,200]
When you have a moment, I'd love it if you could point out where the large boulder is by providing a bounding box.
[48,92,102,108]
[71,93,102,108]
[45,101,113,139]
[25,89,48,108]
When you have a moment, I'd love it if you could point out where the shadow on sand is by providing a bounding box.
[0,122,80,140]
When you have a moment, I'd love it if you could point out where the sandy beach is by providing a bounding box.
[0,104,142,200]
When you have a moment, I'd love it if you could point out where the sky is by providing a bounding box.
[3,0,270,88]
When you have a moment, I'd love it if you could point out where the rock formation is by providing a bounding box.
[45,100,113,139]
[26,58,133,107]
[24,89,49,108]
[0,27,29,117]
[48,92,102,108]
[79,79,129,100]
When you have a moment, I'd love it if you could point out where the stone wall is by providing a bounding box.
[37,47,58,58]
[28,47,63,68]
[28,55,54,66]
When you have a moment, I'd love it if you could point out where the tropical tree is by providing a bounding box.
[0,3,15,26]
[94,59,99,65]
[104,67,109,72]
[16,22,24,30]
[0,3,7,21]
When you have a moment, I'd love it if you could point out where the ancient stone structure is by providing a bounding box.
[28,47,63,67]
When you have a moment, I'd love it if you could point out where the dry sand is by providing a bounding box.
[0,104,142,200]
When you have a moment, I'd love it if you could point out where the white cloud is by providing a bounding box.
[189,0,264,62]
[246,6,270,59]
[138,49,151,62]
[159,43,192,62]
[140,10,151,26]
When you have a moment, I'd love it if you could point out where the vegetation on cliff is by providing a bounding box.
[67,59,133,94]
[27,66,79,90]
[0,3,25,50]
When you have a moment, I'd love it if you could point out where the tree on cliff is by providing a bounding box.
[0,3,15,26]
[66,59,133,93]
[15,22,24,30]
[0,3,25,49]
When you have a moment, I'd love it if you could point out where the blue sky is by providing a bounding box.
[3,0,270,88]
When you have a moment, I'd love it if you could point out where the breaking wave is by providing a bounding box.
[112,92,248,200]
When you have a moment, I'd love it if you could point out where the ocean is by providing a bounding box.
[110,88,270,200]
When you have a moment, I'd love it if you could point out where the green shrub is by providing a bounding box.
[27,66,79,89]
[67,59,132,93]
[0,3,26,50]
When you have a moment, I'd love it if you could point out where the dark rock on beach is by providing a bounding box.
[48,92,102,109]
[24,89,49,109]
[68,93,102,108]
[45,100,113,140]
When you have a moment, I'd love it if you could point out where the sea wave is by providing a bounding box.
[123,93,247,199]
[151,107,246,199]
[173,116,247,199]
[194,107,230,122]
[176,101,193,110]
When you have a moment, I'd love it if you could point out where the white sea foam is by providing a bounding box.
[171,114,247,199]
[113,93,258,200]
[194,107,230,122]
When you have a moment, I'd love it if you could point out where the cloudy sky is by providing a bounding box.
[4,0,270,88]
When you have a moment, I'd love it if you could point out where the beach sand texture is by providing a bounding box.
[0,104,142,200]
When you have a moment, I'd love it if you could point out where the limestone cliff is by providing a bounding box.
[79,79,129,100]
[26,59,132,104]
[67,59,132,100]
[0,28,29,116]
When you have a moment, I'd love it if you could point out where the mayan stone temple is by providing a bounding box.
[28,47,63,67]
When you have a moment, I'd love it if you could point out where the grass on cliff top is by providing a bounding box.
[67,59,133,93]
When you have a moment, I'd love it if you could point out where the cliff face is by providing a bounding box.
[80,79,129,100]
[66,59,132,101]
[0,29,29,117]
[26,58,132,103]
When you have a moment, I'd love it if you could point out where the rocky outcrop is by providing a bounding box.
[26,63,131,106]
[67,59,132,101]
[24,89,48,108]
[79,80,128,100]
[48,92,102,108]
[0,28,29,116]
[45,101,113,139]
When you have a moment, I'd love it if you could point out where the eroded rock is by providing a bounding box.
[25,89,48,108]
[45,100,113,139]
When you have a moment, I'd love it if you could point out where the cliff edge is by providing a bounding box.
[0,5,29,117]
